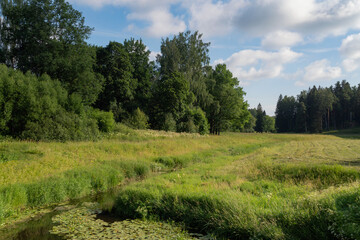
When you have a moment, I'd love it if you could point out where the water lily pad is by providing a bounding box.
[50,203,197,239]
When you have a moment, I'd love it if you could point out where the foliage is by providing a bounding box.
[94,41,135,121]
[90,108,115,133]
[276,80,358,133]
[162,113,177,132]
[124,108,149,130]
[0,64,100,141]
[206,64,250,134]
[177,108,209,135]
[263,115,276,133]
[123,38,154,113]
[50,204,196,240]
[254,104,265,132]
[150,71,190,130]
[0,0,102,105]
[157,31,212,110]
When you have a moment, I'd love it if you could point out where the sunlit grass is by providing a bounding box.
[1,130,360,239]
[111,133,360,239]
[0,130,288,225]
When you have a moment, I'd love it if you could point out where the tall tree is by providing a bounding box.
[157,31,212,110]
[206,64,248,134]
[255,103,265,133]
[150,71,191,130]
[123,38,154,113]
[0,0,102,104]
[94,41,135,121]
[332,80,353,129]
[275,95,296,132]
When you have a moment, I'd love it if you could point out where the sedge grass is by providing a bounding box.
[112,133,360,239]
[0,131,289,226]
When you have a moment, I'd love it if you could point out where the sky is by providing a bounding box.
[68,0,360,115]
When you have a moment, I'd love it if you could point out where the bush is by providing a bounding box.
[124,108,149,129]
[178,108,209,134]
[0,65,106,141]
[162,113,177,132]
[90,108,115,133]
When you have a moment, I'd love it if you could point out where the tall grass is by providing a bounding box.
[111,134,360,239]
[0,131,287,225]
[0,160,151,222]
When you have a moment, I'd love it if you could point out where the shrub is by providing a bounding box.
[0,65,105,141]
[178,108,209,134]
[90,108,115,133]
[162,113,176,132]
[124,108,149,129]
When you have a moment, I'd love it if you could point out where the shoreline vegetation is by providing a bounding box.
[1,129,360,239]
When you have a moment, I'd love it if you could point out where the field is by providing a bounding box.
[0,128,360,239]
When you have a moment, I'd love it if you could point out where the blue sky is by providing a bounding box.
[69,0,360,115]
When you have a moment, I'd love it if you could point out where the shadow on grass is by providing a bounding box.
[323,127,360,139]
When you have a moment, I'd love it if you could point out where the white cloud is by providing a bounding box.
[303,59,342,81]
[127,8,186,37]
[187,0,245,37]
[214,48,302,84]
[295,59,342,86]
[69,0,184,37]
[340,33,360,72]
[149,51,160,62]
[69,0,360,40]
[234,0,360,38]
[262,31,303,50]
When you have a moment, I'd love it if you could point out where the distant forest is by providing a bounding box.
[0,0,356,141]
[276,80,360,133]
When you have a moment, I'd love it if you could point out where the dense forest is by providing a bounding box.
[0,0,255,140]
[276,80,360,133]
[1,0,356,141]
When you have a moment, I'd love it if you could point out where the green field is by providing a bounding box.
[0,130,360,239]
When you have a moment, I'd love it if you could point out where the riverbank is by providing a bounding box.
[1,131,360,239]
[0,129,285,227]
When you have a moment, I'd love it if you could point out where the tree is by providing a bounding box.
[275,95,296,132]
[0,0,102,105]
[263,115,275,133]
[157,31,212,110]
[94,41,135,121]
[124,108,149,130]
[0,64,103,141]
[206,64,249,134]
[332,80,353,129]
[150,71,190,130]
[123,38,154,113]
[255,104,265,132]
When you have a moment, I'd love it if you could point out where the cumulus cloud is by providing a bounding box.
[262,31,303,50]
[187,0,245,37]
[295,59,342,86]
[127,8,186,37]
[69,0,184,37]
[234,0,360,38]
[340,33,360,72]
[69,0,360,40]
[149,51,161,62]
[214,48,302,84]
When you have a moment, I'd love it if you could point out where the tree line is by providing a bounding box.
[0,0,255,140]
[276,80,360,133]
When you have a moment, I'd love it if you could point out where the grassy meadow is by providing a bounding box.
[0,128,360,239]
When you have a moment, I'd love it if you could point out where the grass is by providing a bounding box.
[0,129,360,239]
[111,133,360,239]
[0,128,287,226]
